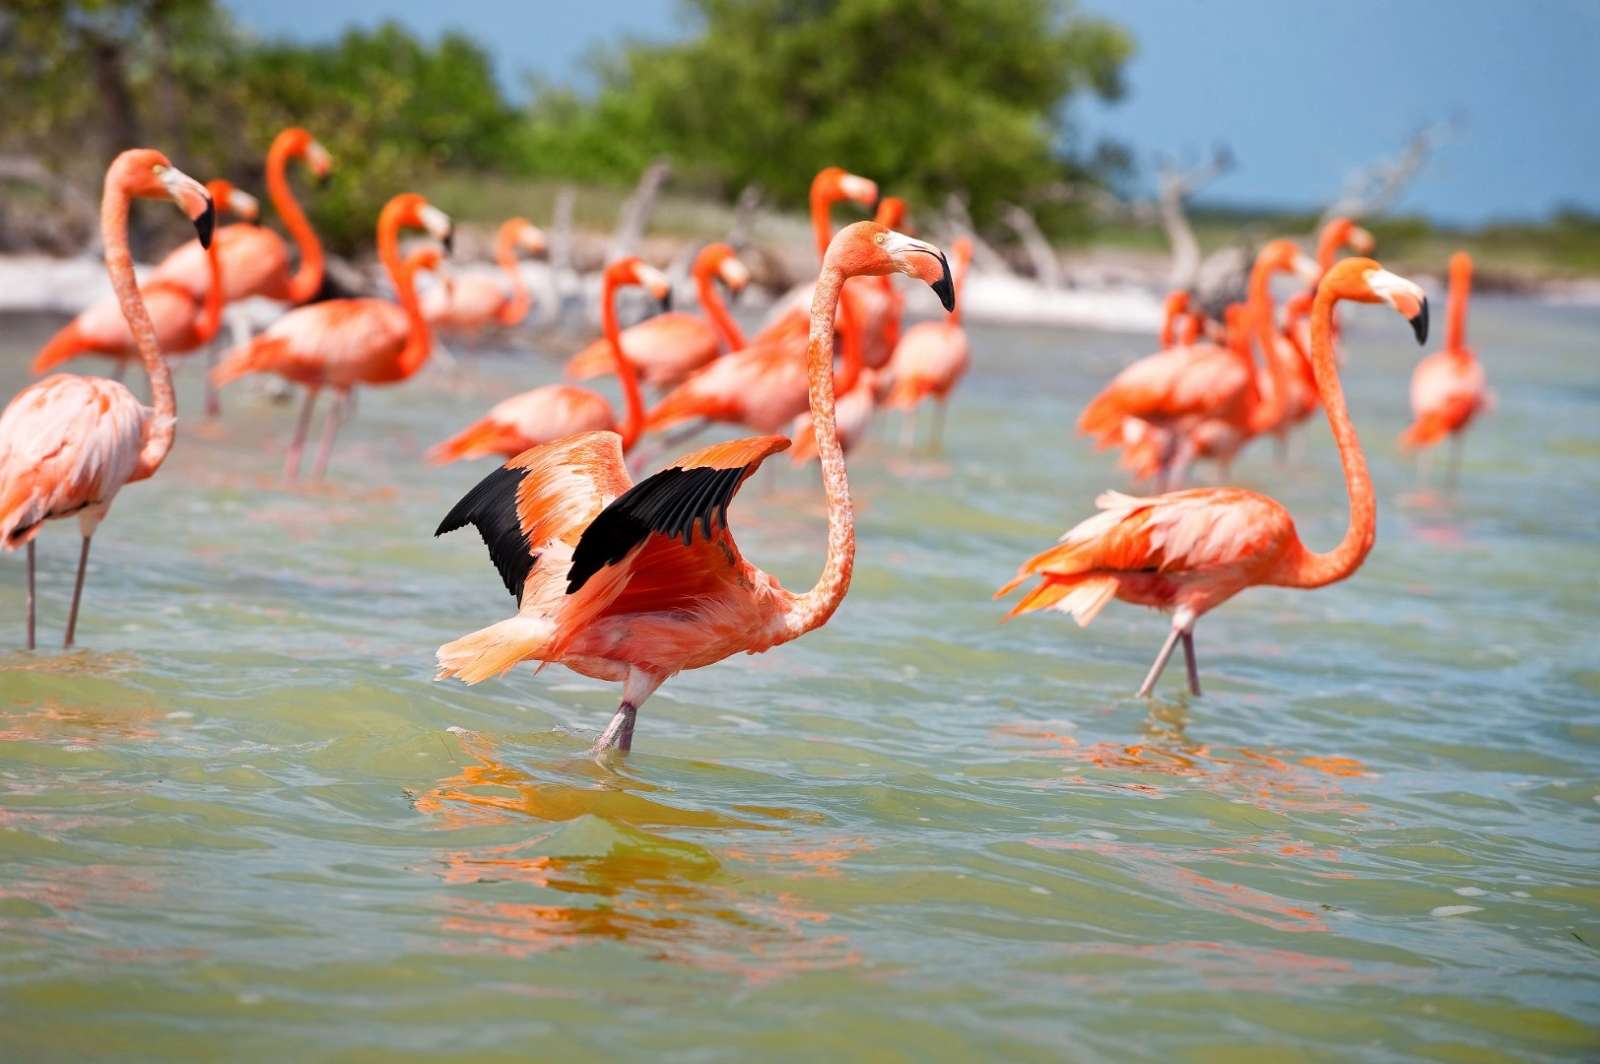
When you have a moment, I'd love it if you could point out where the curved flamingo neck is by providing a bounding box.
[784,265,853,639]
[1246,263,1288,433]
[810,186,843,262]
[1277,285,1375,589]
[104,179,176,480]
[1446,254,1471,354]
[379,209,430,378]
[833,283,864,395]
[601,273,645,451]
[195,229,225,343]
[267,137,324,303]
[1316,221,1349,273]
[494,221,530,326]
[694,260,745,351]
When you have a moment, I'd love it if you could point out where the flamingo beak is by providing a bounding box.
[229,189,260,221]
[718,256,750,293]
[519,225,548,256]
[418,203,453,254]
[1349,225,1375,254]
[931,253,955,312]
[158,165,215,249]
[636,263,673,312]
[1367,268,1429,344]
[840,173,879,207]
[885,230,955,312]
[1410,298,1430,345]
[306,140,334,183]
[1291,253,1320,285]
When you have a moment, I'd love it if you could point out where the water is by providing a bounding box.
[1,298,1597,1061]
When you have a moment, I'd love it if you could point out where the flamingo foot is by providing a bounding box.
[592,701,638,756]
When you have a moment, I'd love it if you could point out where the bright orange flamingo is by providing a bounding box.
[882,236,974,450]
[30,178,247,380]
[1,149,213,648]
[434,221,954,753]
[422,217,547,335]
[427,258,669,465]
[563,243,750,390]
[998,257,1428,697]
[210,193,453,480]
[1273,218,1377,442]
[150,127,332,305]
[1401,251,1489,477]
[752,167,880,345]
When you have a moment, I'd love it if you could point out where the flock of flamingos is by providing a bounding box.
[0,128,1491,754]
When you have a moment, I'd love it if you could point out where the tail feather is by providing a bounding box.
[1077,392,1127,443]
[884,374,931,411]
[646,388,732,432]
[435,615,555,685]
[1399,409,1452,449]
[211,337,287,388]
[1001,573,1119,625]
[426,419,524,465]
[564,342,614,382]
[31,322,95,374]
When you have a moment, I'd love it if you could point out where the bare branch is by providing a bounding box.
[1318,120,1458,226]
[1000,202,1061,289]
[607,158,672,260]
[1156,143,1234,289]
[942,192,1013,276]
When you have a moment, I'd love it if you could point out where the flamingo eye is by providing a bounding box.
[874,232,886,246]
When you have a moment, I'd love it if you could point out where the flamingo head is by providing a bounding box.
[274,127,334,182]
[1257,239,1320,285]
[205,179,259,222]
[874,196,908,230]
[814,166,878,209]
[694,243,750,293]
[827,221,954,312]
[607,256,674,312]
[1317,216,1376,270]
[112,149,214,248]
[383,193,454,254]
[1326,257,1429,345]
[505,217,547,256]
[405,243,445,277]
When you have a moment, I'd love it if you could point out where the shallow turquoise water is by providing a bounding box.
[1,297,1597,1061]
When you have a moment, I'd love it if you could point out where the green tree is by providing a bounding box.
[519,0,1134,224]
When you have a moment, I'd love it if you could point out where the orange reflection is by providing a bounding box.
[417,731,862,985]
[0,701,161,745]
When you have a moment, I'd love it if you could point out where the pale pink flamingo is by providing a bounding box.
[434,221,953,753]
[563,243,750,390]
[882,235,974,450]
[998,257,1428,697]
[426,258,669,465]
[1401,251,1490,478]
[0,149,213,648]
[209,193,454,480]
[422,217,547,335]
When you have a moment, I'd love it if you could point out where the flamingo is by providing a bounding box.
[997,257,1428,697]
[29,178,249,381]
[562,243,749,390]
[1273,218,1378,440]
[882,236,975,450]
[422,217,547,335]
[148,127,332,306]
[0,149,213,649]
[1400,251,1490,477]
[426,258,669,465]
[643,170,877,439]
[209,193,454,480]
[433,221,954,754]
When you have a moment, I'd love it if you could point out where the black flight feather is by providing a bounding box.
[435,464,534,604]
[566,464,747,594]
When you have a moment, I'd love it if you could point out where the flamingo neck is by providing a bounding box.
[810,188,840,262]
[601,275,645,451]
[1446,256,1471,354]
[833,283,865,395]
[1246,264,1288,433]
[268,139,324,303]
[106,184,176,481]
[195,230,225,343]
[380,214,430,378]
[494,223,530,326]
[784,265,854,639]
[1277,285,1375,589]
[695,263,745,351]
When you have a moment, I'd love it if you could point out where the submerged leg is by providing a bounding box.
[1137,627,1182,698]
[1446,432,1464,489]
[63,535,91,649]
[284,387,319,481]
[25,540,36,651]
[309,390,349,481]
[1181,631,1201,697]
[204,344,222,418]
[591,669,666,757]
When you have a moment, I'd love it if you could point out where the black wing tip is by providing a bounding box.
[435,464,533,601]
[565,464,744,595]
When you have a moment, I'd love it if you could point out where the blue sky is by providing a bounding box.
[225,0,1598,225]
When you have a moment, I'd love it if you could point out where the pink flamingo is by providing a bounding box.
[563,243,749,390]
[1401,251,1490,478]
[882,236,974,450]
[426,258,669,465]
[0,149,213,648]
[209,193,454,480]
[30,178,252,381]
[422,217,547,335]
[997,257,1428,697]
[149,127,332,306]
[434,221,953,753]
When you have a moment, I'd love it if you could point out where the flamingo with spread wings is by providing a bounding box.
[434,221,954,754]
[426,258,669,465]
[1,150,214,648]
[998,257,1428,697]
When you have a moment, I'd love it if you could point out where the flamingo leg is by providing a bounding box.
[593,701,638,755]
[1181,631,1201,697]
[25,540,36,651]
[1137,627,1183,698]
[930,399,947,454]
[1446,432,1464,488]
[284,387,319,481]
[309,391,349,481]
[204,343,222,419]
[63,535,91,649]
[900,408,916,451]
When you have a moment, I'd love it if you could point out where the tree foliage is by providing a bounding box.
[520,0,1134,223]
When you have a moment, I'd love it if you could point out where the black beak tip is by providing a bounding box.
[931,251,955,313]
[195,199,216,249]
[1410,298,1429,346]
[442,229,455,256]
[658,291,672,313]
